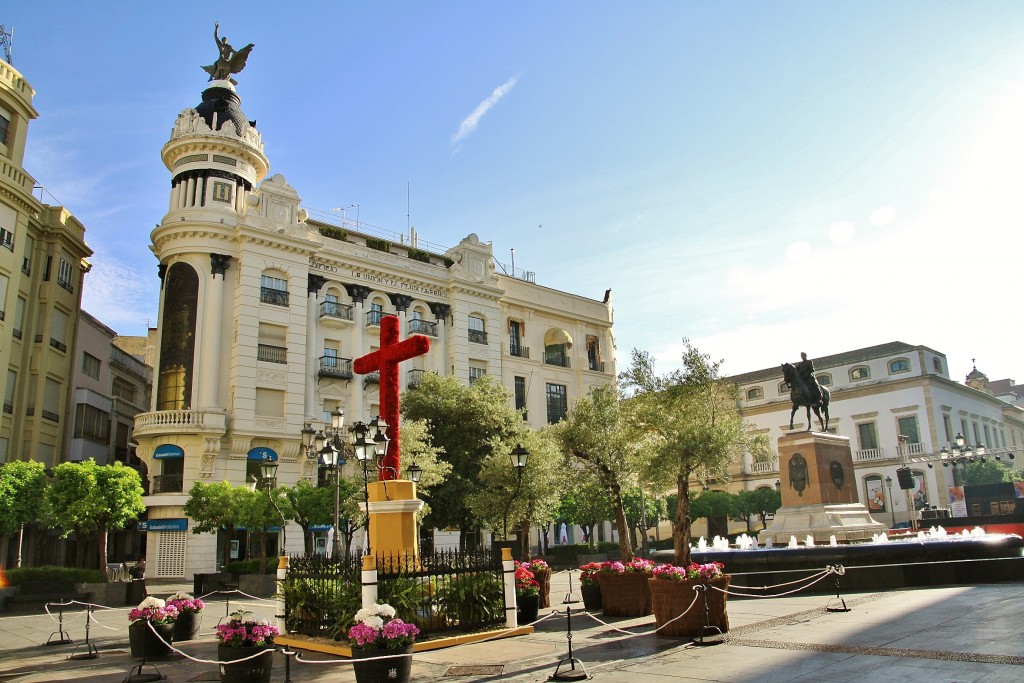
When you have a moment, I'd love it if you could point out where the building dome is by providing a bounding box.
[965,361,990,393]
[194,84,253,137]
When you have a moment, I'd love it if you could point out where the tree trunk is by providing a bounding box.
[258,531,268,574]
[520,521,532,561]
[673,473,692,567]
[608,480,633,562]
[222,527,235,572]
[0,534,8,570]
[98,523,109,582]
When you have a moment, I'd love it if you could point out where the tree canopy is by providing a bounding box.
[0,460,49,569]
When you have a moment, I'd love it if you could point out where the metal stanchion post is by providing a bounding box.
[45,602,74,646]
[68,604,99,660]
[549,572,590,681]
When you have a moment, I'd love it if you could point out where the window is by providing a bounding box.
[509,320,526,357]
[21,235,33,275]
[0,109,9,146]
[42,378,61,422]
[212,181,233,203]
[468,315,487,344]
[74,403,111,443]
[469,365,486,384]
[546,383,568,424]
[4,370,15,414]
[897,415,920,444]
[850,366,870,381]
[111,377,138,405]
[857,422,879,451]
[13,296,24,339]
[514,376,527,415]
[367,301,384,326]
[57,257,74,293]
[257,323,287,363]
[0,273,7,321]
[778,382,789,395]
[255,388,285,417]
[260,273,289,306]
[932,357,942,373]
[746,387,763,400]
[911,470,928,510]
[82,352,101,380]
[888,358,910,374]
[586,335,603,372]
[0,227,13,251]
[51,309,69,352]
[943,414,953,444]
[816,373,832,386]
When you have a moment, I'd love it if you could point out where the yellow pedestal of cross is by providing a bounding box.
[367,479,424,560]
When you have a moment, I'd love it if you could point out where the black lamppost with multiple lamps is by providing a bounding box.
[884,475,896,527]
[301,407,349,559]
[350,417,392,555]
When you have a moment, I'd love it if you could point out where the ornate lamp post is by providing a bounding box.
[502,444,530,542]
[301,408,351,559]
[247,454,283,554]
[884,475,895,527]
[351,417,390,555]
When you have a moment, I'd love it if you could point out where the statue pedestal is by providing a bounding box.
[367,480,424,559]
[764,432,886,544]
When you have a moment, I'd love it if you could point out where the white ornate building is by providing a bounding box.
[132,75,615,578]
[726,342,1024,529]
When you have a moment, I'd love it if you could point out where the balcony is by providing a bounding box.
[468,329,487,345]
[544,352,571,368]
[257,344,287,364]
[319,355,353,380]
[409,318,437,337]
[320,300,354,323]
[747,459,779,475]
[133,410,226,436]
[854,447,886,462]
[260,287,290,307]
[897,442,925,457]
[49,338,67,353]
[366,310,384,327]
[509,344,530,359]
[41,410,60,423]
[408,369,427,388]
[363,370,380,386]
[151,474,184,494]
[588,359,605,372]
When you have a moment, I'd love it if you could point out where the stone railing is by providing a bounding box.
[854,447,885,462]
[133,410,226,432]
[748,459,779,475]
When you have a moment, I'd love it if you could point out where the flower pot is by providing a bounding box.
[533,567,552,608]
[517,593,540,624]
[352,643,413,683]
[128,620,175,659]
[598,573,652,617]
[649,575,730,638]
[173,611,203,641]
[218,643,274,683]
[580,583,603,611]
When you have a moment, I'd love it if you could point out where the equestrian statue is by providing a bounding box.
[782,352,830,432]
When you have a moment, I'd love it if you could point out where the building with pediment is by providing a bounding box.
[131,72,615,578]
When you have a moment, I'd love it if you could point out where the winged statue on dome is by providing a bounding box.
[202,22,254,85]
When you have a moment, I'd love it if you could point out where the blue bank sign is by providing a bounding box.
[138,518,188,532]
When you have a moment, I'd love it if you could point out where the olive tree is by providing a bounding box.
[0,460,49,568]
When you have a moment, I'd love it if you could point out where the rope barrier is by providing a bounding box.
[711,566,842,599]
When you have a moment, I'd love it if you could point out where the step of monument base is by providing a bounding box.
[764,503,888,545]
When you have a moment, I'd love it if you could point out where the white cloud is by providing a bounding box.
[869,206,898,226]
[828,221,854,244]
[784,240,811,261]
[451,75,520,147]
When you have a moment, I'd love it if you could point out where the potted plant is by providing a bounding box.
[166,592,205,641]
[522,558,551,607]
[578,562,603,611]
[514,564,541,624]
[649,561,730,638]
[347,603,420,683]
[596,558,655,617]
[215,610,278,683]
[128,596,178,659]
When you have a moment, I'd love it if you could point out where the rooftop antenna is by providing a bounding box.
[406,182,411,232]
[511,248,515,276]
[0,25,12,65]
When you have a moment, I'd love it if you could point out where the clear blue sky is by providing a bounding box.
[6,2,1024,384]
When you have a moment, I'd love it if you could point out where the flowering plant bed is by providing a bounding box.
[347,603,420,650]
[215,611,280,647]
[578,562,603,587]
[649,574,731,638]
[166,592,205,614]
[514,565,540,598]
[129,596,178,624]
[597,571,653,617]
[522,559,552,607]
[652,561,725,582]
[599,558,655,574]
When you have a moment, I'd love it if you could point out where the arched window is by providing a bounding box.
[367,297,386,326]
[158,262,198,410]
[816,373,832,386]
[888,358,910,374]
[850,366,870,381]
[544,328,573,368]
[932,357,943,373]
[468,314,487,344]
[910,469,928,510]
[260,270,289,307]
[746,387,763,400]
[864,475,886,512]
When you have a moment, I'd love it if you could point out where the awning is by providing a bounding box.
[247,447,278,461]
[153,444,184,459]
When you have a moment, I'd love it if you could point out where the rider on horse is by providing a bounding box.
[796,352,821,403]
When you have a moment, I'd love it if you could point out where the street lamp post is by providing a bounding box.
[302,408,350,559]
[502,444,530,542]
[884,475,895,527]
[350,417,390,555]
[248,455,283,557]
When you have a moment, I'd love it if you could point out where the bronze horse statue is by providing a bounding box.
[781,362,830,432]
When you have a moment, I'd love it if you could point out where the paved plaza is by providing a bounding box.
[0,573,1021,682]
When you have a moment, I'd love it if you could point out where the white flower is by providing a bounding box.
[376,604,396,619]
[167,592,193,601]
[139,597,166,609]
[361,615,384,629]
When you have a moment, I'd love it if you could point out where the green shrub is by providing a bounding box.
[5,566,104,585]
[407,248,432,263]
[365,237,391,253]
[433,572,503,627]
[318,225,348,242]
[225,559,271,575]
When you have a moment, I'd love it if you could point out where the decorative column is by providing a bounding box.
[198,254,230,410]
[429,302,450,376]
[345,284,372,416]
[306,274,327,420]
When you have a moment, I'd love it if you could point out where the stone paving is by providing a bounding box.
[0,573,1021,682]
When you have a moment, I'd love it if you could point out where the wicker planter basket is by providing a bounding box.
[534,567,552,608]
[649,576,730,638]
[597,572,653,617]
